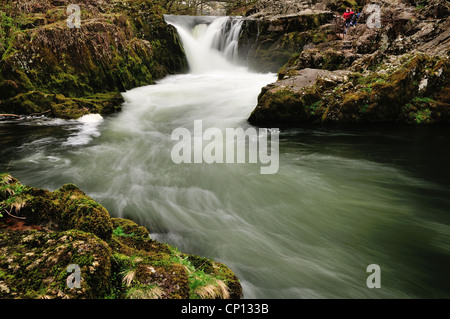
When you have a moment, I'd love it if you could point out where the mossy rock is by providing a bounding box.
[109,226,243,299]
[325,0,362,12]
[111,218,150,239]
[0,229,112,299]
[0,0,187,119]
[12,183,112,242]
[250,53,449,126]
[0,90,123,119]
[323,53,450,124]
[186,255,242,299]
[249,88,309,124]
[0,175,242,299]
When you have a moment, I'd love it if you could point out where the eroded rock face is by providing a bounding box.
[278,48,359,79]
[0,174,242,299]
[239,10,336,72]
[248,0,450,126]
[0,0,187,119]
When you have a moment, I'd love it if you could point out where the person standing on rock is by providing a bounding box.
[343,7,355,32]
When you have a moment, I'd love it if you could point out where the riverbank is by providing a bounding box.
[243,0,450,125]
[0,174,242,299]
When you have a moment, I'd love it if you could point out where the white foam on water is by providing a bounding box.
[63,114,104,146]
[78,113,104,124]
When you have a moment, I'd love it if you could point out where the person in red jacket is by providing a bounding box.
[343,7,355,28]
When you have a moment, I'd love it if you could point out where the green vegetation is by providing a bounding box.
[360,104,369,114]
[112,227,135,237]
[169,248,230,299]
[0,9,19,61]
[0,173,29,218]
[413,108,432,124]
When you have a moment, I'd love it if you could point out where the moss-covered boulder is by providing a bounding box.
[249,68,352,125]
[109,227,242,299]
[1,90,124,120]
[0,174,242,299]
[322,54,450,124]
[0,176,113,241]
[249,53,449,126]
[0,0,187,119]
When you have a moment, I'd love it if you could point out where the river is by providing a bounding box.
[0,15,449,299]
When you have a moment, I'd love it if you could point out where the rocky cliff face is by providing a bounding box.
[0,0,187,119]
[239,9,335,72]
[244,0,322,17]
[0,174,242,299]
[247,0,450,125]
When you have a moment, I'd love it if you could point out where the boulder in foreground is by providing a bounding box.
[0,174,242,299]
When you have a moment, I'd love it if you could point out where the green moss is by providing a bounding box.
[306,101,322,116]
[250,83,325,125]
[1,90,124,119]
[111,218,149,239]
[414,108,432,124]
[412,96,435,104]
[0,10,20,61]
[0,228,112,298]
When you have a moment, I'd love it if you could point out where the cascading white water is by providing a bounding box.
[212,18,244,62]
[165,15,245,73]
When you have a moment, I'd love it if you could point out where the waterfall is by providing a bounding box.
[212,18,244,62]
[164,15,244,73]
